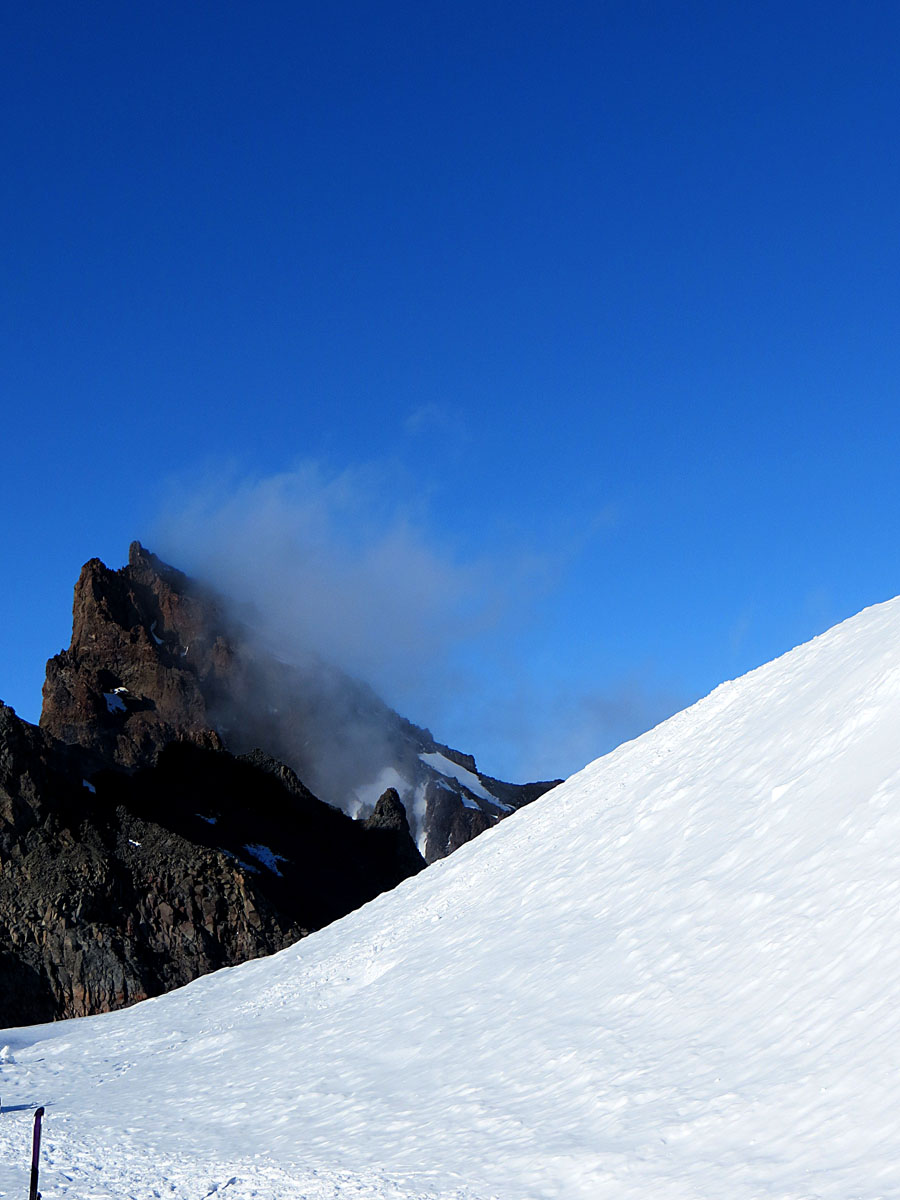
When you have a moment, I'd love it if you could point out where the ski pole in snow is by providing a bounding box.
[28,1106,44,1200]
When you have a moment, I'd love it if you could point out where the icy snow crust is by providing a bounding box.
[5,599,900,1197]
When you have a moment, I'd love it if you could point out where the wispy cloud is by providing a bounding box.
[152,459,662,784]
[155,461,530,713]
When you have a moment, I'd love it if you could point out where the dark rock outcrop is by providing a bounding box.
[0,541,559,1027]
[423,781,493,858]
[41,544,232,768]
[364,787,430,878]
[0,701,424,1024]
[41,542,561,863]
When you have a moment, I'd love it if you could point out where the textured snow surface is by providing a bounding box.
[5,597,900,1197]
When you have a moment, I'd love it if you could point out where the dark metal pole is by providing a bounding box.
[28,1106,44,1200]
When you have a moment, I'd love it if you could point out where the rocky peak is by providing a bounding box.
[41,543,233,767]
[363,787,428,878]
[45,543,563,852]
[0,542,561,1026]
[365,786,410,832]
[41,545,560,863]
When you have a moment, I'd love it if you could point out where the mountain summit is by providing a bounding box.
[3,594,900,1198]
[42,542,558,861]
[0,543,556,1025]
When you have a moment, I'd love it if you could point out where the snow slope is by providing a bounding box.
[4,597,900,1198]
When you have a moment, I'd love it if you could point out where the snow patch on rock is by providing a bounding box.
[418,751,494,801]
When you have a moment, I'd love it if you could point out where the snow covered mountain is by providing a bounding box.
[4,595,900,1198]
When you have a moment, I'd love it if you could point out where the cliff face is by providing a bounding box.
[42,542,560,863]
[0,542,558,1027]
[3,544,431,1024]
[0,701,422,1025]
[41,545,231,767]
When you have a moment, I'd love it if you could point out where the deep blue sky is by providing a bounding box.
[4,2,900,780]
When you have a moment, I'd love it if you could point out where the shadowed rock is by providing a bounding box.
[0,702,423,1024]
[364,787,428,877]
[0,543,559,1027]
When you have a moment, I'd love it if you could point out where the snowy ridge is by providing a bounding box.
[418,751,496,801]
[4,596,900,1197]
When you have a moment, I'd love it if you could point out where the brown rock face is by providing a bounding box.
[3,543,436,1025]
[41,541,560,864]
[41,543,231,767]
[1,540,558,1027]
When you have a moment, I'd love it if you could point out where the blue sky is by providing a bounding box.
[3,1,900,781]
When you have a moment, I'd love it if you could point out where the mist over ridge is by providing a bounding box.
[152,462,683,783]
[154,462,533,780]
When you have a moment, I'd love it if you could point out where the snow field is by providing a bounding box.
[3,597,900,1196]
